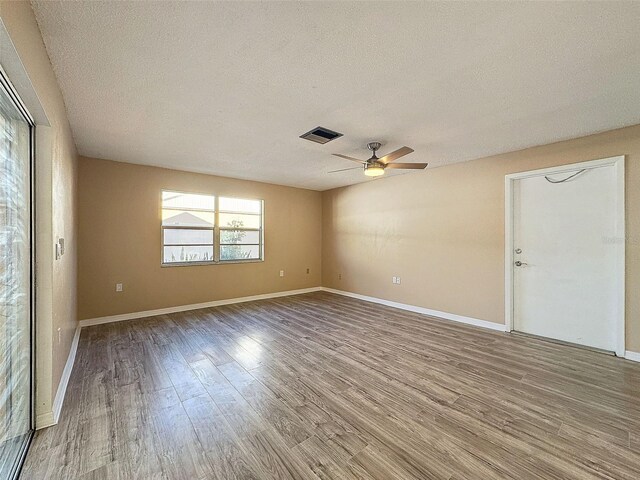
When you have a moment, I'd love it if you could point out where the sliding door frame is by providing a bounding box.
[0,65,36,480]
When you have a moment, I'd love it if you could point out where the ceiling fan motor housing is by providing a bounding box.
[367,141,382,153]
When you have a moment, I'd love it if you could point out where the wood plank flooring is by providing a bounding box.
[21,291,640,479]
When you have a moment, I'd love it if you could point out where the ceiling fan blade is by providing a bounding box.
[328,166,362,173]
[332,153,366,164]
[385,162,428,170]
[379,146,414,164]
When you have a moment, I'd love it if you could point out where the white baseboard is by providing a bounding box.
[79,287,323,327]
[625,351,640,363]
[321,287,507,332]
[37,287,635,431]
[52,326,81,422]
[36,326,80,430]
[35,411,55,430]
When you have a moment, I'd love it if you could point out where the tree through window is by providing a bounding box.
[219,197,263,261]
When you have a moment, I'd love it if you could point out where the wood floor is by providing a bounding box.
[21,292,640,479]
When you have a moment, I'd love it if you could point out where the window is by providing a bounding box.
[162,191,215,264]
[219,197,263,261]
[161,191,263,265]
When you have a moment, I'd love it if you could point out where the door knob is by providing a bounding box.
[515,261,528,267]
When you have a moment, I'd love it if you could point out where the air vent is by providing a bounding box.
[300,126,343,144]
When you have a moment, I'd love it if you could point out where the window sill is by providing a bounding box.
[161,259,264,268]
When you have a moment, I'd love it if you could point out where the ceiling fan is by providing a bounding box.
[330,142,428,177]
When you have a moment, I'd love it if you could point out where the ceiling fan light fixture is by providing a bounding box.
[364,164,385,177]
[332,142,425,177]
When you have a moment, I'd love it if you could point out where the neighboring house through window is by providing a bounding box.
[161,191,263,265]
[162,191,215,264]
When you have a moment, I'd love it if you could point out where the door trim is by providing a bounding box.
[0,65,37,480]
[504,156,625,357]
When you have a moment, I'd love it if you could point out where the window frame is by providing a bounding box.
[160,191,264,267]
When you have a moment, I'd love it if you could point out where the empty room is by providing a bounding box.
[1,1,640,479]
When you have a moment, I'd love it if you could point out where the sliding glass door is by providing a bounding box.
[0,73,34,479]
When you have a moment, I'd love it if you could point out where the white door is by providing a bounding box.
[512,162,622,352]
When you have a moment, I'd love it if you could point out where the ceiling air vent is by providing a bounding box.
[300,126,343,144]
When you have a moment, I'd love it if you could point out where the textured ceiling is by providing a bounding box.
[31,1,640,191]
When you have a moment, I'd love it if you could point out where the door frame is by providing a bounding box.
[504,156,625,357]
[0,64,36,479]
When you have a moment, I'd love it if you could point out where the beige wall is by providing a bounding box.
[78,157,322,320]
[4,2,638,410]
[322,125,640,352]
[0,1,78,422]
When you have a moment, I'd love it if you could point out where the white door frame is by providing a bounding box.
[504,156,625,357]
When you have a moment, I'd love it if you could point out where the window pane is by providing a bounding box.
[219,212,261,229]
[162,209,214,227]
[163,228,213,245]
[219,197,261,214]
[220,229,260,245]
[163,245,214,263]
[162,191,215,210]
[220,245,261,261]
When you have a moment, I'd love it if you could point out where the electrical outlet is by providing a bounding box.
[279,270,284,277]
[338,273,342,280]
[397,276,401,285]
[306,268,310,274]
[392,276,396,284]
[116,283,123,292]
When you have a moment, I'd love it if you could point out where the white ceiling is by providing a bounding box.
[31,1,640,191]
